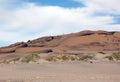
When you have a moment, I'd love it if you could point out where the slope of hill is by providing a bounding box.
[0,30,120,55]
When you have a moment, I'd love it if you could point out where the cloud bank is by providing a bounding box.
[0,0,120,46]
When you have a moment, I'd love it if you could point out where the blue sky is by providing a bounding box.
[0,0,120,47]
[25,0,84,8]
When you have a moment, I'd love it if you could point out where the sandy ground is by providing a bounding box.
[0,61,120,82]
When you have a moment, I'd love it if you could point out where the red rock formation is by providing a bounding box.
[0,30,120,55]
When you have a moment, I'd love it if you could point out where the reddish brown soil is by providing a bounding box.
[0,30,120,59]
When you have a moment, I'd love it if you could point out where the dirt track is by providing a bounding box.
[0,61,120,82]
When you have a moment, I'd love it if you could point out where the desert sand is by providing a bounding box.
[0,30,120,82]
[0,61,120,82]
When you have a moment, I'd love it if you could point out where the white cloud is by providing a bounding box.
[75,0,120,15]
[0,0,120,46]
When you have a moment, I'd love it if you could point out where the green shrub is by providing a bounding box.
[12,57,21,62]
[112,53,120,61]
[79,55,94,61]
[0,54,40,64]
[105,53,120,61]
[105,56,113,61]
[47,54,94,62]
[46,54,77,62]
[61,55,70,60]
[47,57,56,62]
[21,54,40,63]
[0,60,10,64]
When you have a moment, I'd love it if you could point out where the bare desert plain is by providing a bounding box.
[0,61,120,82]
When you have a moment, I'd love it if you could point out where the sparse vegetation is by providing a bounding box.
[61,55,70,61]
[1,57,21,64]
[105,56,113,61]
[47,54,94,62]
[12,57,21,62]
[0,60,10,64]
[0,54,40,64]
[79,55,94,61]
[47,54,79,62]
[47,56,57,62]
[47,57,54,61]
[105,52,120,61]
[112,53,120,61]
[21,54,40,63]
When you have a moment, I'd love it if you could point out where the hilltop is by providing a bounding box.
[1,30,120,53]
[0,30,120,60]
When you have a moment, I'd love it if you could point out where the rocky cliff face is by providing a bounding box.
[0,30,120,54]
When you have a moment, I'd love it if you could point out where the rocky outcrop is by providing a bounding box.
[0,48,15,53]
[9,42,28,48]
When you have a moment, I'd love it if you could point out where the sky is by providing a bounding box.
[0,0,120,47]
